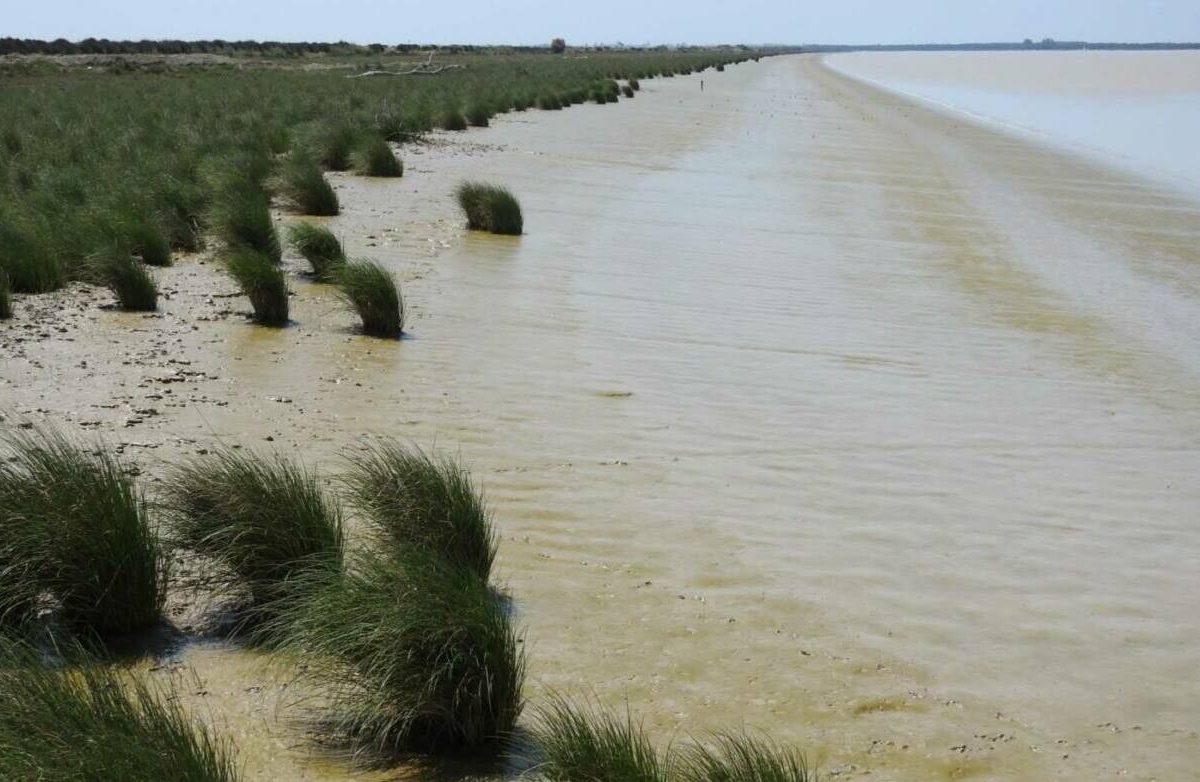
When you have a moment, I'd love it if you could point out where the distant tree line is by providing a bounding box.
[0,38,767,57]
[800,40,1200,53]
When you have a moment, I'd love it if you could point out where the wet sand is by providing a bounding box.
[3,54,1200,780]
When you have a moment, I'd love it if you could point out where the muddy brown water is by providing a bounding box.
[2,54,1199,780]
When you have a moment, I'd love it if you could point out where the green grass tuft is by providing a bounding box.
[335,259,405,338]
[622,85,635,98]
[528,695,669,782]
[0,270,11,320]
[87,245,158,311]
[676,732,814,782]
[211,180,281,263]
[440,107,469,131]
[268,549,525,757]
[466,103,492,128]
[312,123,359,172]
[0,639,240,781]
[280,154,340,216]
[344,442,495,579]
[224,248,289,326]
[0,426,166,637]
[456,182,523,236]
[166,448,344,625]
[356,135,403,177]
[287,222,346,282]
[0,219,64,293]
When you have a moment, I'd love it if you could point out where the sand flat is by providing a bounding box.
[3,54,1199,779]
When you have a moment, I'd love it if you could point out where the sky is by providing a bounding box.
[5,0,1200,46]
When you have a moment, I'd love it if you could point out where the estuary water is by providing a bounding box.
[12,53,1197,779]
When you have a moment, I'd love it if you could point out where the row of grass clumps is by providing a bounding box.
[0,49,754,305]
[529,696,815,781]
[0,422,811,777]
[0,640,239,782]
[167,439,520,760]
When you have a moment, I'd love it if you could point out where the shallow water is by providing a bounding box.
[827,51,1200,198]
[6,53,1200,779]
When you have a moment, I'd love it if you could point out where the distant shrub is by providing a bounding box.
[224,248,288,326]
[551,38,567,54]
[456,182,523,236]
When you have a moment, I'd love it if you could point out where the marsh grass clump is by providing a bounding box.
[0,220,63,293]
[287,222,346,282]
[528,696,669,782]
[335,259,404,338]
[224,248,289,326]
[98,209,173,267]
[280,154,340,216]
[537,95,563,111]
[0,640,239,782]
[270,550,525,757]
[356,135,403,178]
[629,78,641,91]
[312,123,359,172]
[0,270,11,320]
[441,107,469,131]
[0,427,165,637]
[676,732,813,782]
[211,181,281,263]
[87,246,158,311]
[622,85,636,98]
[166,449,344,624]
[466,102,492,128]
[344,442,494,579]
[456,182,523,236]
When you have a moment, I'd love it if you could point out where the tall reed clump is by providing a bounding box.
[356,135,403,178]
[335,259,404,338]
[528,696,669,782]
[622,85,636,98]
[0,427,166,637]
[267,549,525,757]
[0,640,240,782]
[224,248,289,327]
[0,270,11,320]
[287,222,346,282]
[440,106,469,131]
[344,442,495,580]
[280,154,339,216]
[466,102,492,128]
[166,448,344,627]
[629,78,641,91]
[0,219,63,293]
[675,732,814,782]
[456,182,523,236]
[87,245,158,311]
[98,208,173,268]
[210,180,281,264]
[312,123,359,172]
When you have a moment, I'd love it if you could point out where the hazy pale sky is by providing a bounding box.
[6,1,1200,46]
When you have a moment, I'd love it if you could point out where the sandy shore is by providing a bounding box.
[3,55,1199,780]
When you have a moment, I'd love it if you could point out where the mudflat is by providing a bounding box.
[3,54,1198,779]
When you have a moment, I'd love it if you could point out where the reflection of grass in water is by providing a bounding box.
[851,696,924,716]
[0,639,238,782]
